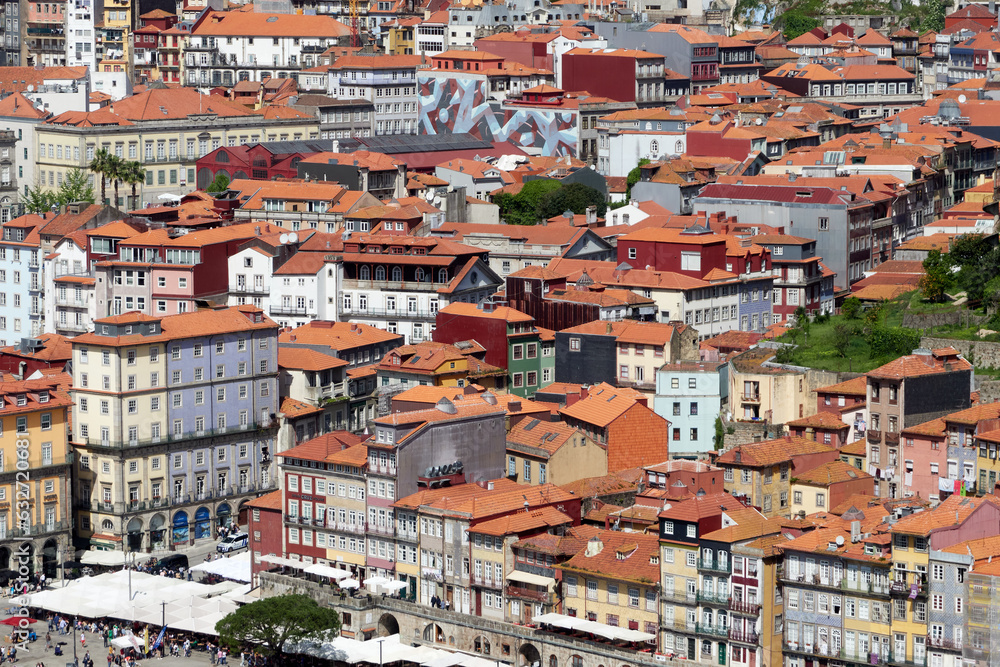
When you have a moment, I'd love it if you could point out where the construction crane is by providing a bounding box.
[349,0,360,48]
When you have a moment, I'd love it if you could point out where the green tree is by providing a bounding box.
[920,249,951,303]
[206,173,231,194]
[625,158,650,201]
[832,323,852,358]
[841,297,862,320]
[56,168,95,206]
[215,594,340,664]
[866,325,920,360]
[537,182,607,220]
[22,185,57,214]
[120,161,146,210]
[496,179,561,225]
[780,10,819,40]
[105,154,126,209]
[89,147,113,204]
[714,416,725,451]
[794,305,809,342]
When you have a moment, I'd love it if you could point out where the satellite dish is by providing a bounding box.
[836,535,845,546]
[279,233,289,244]
[958,94,967,104]
[755,118,763,125]
[288,232,298,243]
[26,85,33,92]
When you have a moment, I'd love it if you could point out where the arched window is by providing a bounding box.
[649,140,659,155]
[570,657,584,667]
[675,140,684,153]
[549,657,558,667]
[438,268,448,283]
[415,268,425,282]
[102,519,114,530]
[391,266,402,282]
[375,266,386,281]
[359,266,370,280]
[216,150,229,163]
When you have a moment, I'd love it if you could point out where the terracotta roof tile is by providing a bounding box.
[840,439,867,456]
[276,431,365,463]
[794,460,873,486]
[74,306,275,347]
[558,382,648,428]
[194,10,350,37]
[277,347,348,371]
[716,435,837,468]
[470,506,574,536]
[818,376,868,396]
[557,530,661,584]
[787,411,851,430]
[279,320,403,350]
[246,489,283,510]
[892,494,1000,535]
[279,397,323,418]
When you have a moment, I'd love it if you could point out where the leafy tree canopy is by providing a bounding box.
[207,173,231,194]
[538,182,607,220]
[215,594,340,663]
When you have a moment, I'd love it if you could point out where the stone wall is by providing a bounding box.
[920,337,1000,370]
[259,571,682,667]
[905,311,989,331]
[721,417,783,450]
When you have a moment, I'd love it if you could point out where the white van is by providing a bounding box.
[217,532,249,553]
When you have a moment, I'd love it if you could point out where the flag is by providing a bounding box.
[150,627,166,652]
[143,628,149,656]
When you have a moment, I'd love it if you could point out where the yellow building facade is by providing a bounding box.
[0,378,73,577]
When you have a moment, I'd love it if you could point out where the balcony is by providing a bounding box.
[342,305,439,319]
[729,627,759,644]
[926,635,961,651]
[333,521,365,535]
[729,598,761,615]
[841,579,891,597]
[695,623,728,638]
[662,589,697,605]
[55,294,88,307]
[885,432,900,446]
[370,523,394,536]
[868,429,882,443]
[696,591,729,606]
[890,575,926,598]
[371,462,397,476]
[9,520,68,537]
[890,655,927,667]
[270,304,310,316]
[697,557,729,573]
[505,584,547,601]
[231,285,269,296]
[75,420,274,449]
[741,393,761,404]
[663,618,696,633]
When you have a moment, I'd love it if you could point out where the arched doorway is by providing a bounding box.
[237,500,251,528]
[41,539,58,579]
[377,614,398,637]
[194,507,211,539]
[422,624,444,643]
[126,518,143,551]
[519,643,541,667]
[150,514,166,550]
[217,504,232,532]
[171,511,189,545]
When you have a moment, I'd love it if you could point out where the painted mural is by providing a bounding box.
[418,75,578,156]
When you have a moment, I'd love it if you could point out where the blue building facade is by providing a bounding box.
[71,306,280,551]
[654,362,727,458]
[736,278,774,333]
[0,216,43,344]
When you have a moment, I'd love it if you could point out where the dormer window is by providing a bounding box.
[16,394,26,407]
[102,326,109,335]
[38,391,49,403]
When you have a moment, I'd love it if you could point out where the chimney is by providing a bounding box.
[584,536,604,557]
[586,205,597,225]
[508,400,521,412]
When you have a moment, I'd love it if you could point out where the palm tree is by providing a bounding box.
[105,154,125,209]
[88,148,112,204]
[121,161,146,210]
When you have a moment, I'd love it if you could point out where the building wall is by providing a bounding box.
[417,73,578,157]
[248,501,283,582]
[606,403,670,472]
[553,331,616,386]
[653,368,723,457]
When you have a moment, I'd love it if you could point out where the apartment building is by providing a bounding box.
[751,233,836,319]
[866,348,974,498]
[36,87,318,205]
[185,10,350,88]
[70,306,279,551]
[338,232,502,346]
[716,435,841,518]
[0,376,72,577]
[653,361,725,458]
[557,531,661,642]
[505,418,605,488]
[0,215,44,342]
[275,432,367,577]
[277,320,402,434]
[327,55,425,136]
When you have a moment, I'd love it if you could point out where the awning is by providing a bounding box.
[258,554,302,568]
[190,552,251,583]
[303,563,351,580]
[506,570,555,589]
[80,550,128,567]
